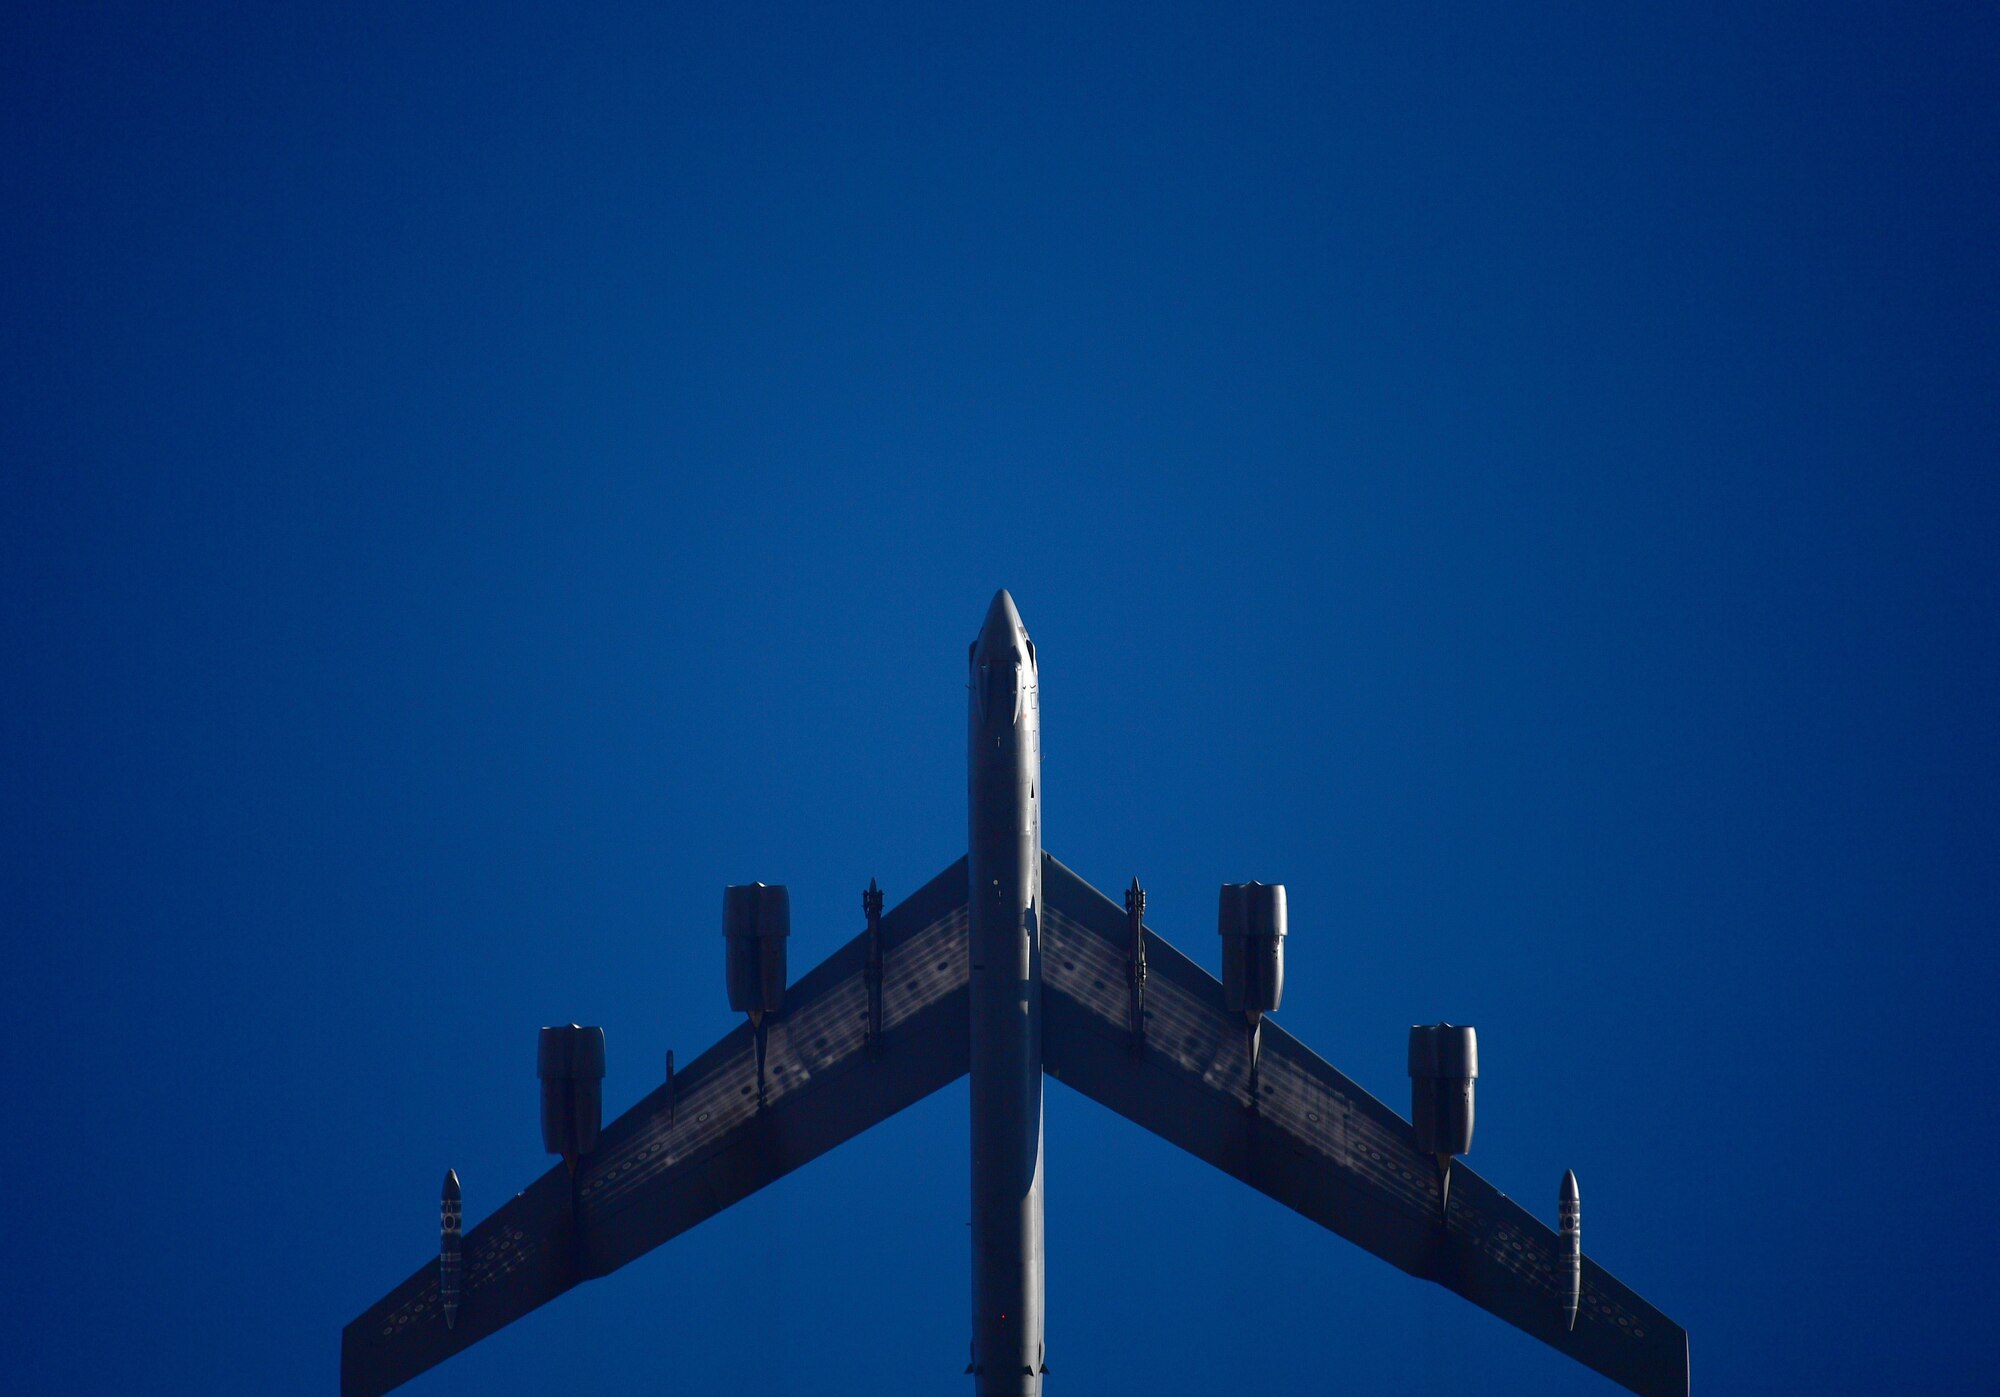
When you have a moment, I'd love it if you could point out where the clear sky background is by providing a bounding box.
[5,4,1996,1394]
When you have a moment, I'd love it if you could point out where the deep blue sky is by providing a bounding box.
[5,4,1995,1393]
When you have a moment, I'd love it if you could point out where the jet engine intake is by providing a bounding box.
[1407,1022,1477,1157]
[1217,882,1286,1017]
[723,883,790,1021]
[537,1024,605,1167]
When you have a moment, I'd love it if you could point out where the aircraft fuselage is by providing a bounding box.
[967,590,1044,1394]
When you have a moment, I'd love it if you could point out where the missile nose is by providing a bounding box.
[443,1169,460,1201]
[1562,1169,1579,1203]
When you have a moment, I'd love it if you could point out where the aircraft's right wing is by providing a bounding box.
[342,857,972,1396]
[1039,854,1688,1397]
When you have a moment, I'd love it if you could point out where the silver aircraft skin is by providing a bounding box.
[342,590,1688,1397]
[967,590,1045,1393]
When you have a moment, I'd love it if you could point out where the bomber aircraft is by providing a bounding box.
[344,591,1688,1396]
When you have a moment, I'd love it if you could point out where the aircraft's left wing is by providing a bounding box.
[342,858,971,1396]
[1039,854,1688,1397]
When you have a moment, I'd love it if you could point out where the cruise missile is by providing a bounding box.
[440,1169,462,1330]
[1559,1169,1581,1331]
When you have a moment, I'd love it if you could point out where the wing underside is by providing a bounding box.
[341,858,972,1397]
[1039,853,1688,1397]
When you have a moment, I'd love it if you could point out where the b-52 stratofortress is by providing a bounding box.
[344,591,1688,1396]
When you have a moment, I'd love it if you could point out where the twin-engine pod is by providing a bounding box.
[1217,882,1286,1018]
[723,883,790,1104]
[1408,1023,1477,1154]
[537,1024,605,1170]
[723,883,790,1022]
[1407,1022,1477,1210]
[1218,882,1286,1099]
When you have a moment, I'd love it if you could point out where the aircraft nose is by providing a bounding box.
[981,589,1024,647]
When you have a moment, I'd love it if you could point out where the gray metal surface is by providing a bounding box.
[965,589,1046,1394]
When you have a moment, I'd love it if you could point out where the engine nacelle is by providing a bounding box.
[723,883,790,1020]
[1407,1022,1477,1158]
[1217,882,1286,1017]
[537,1023,605,1165]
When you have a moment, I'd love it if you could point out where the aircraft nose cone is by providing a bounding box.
[981,588,1024,644]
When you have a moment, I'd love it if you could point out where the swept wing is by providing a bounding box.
[1039,853,1687,1397]
[341,859,972,1396]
